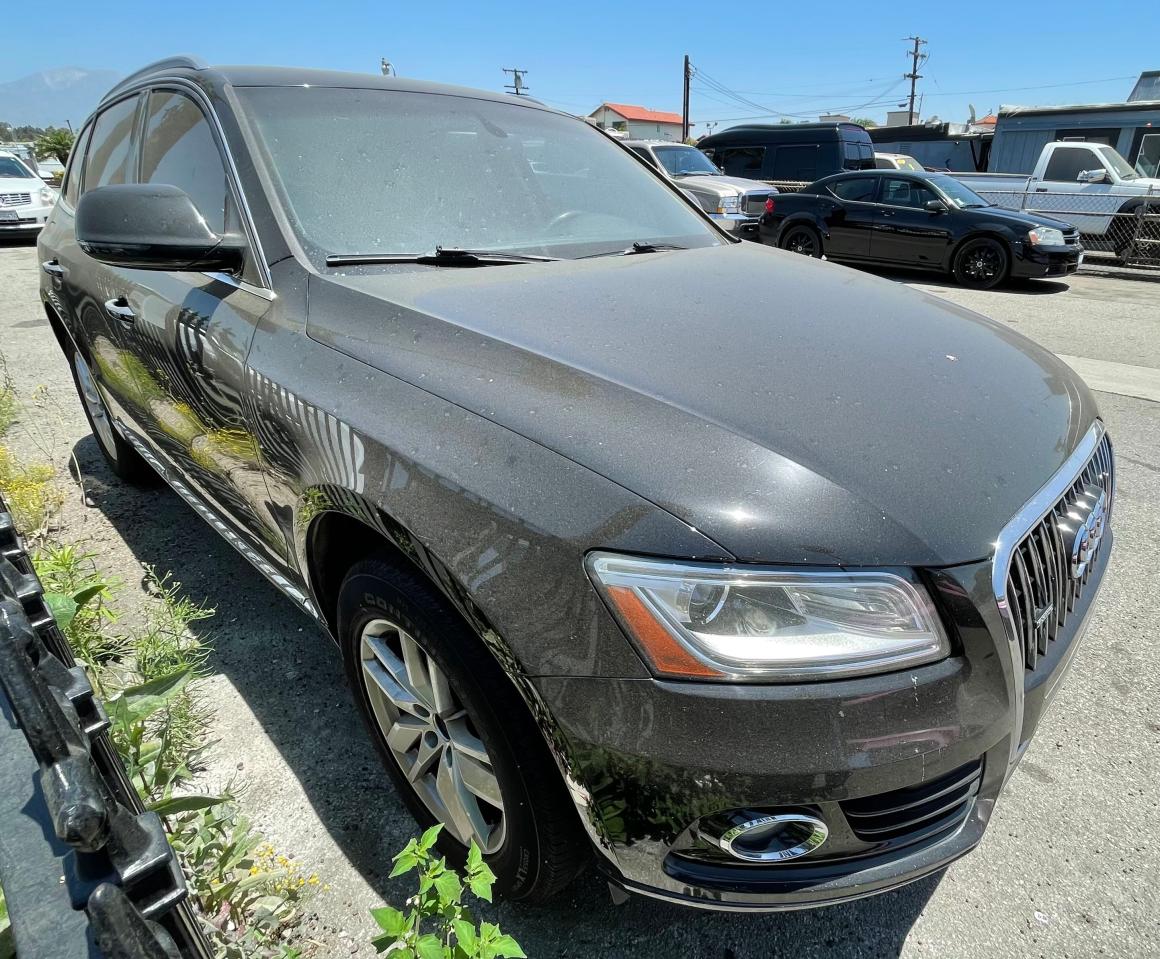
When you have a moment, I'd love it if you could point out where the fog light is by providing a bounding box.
[716,812,829,863]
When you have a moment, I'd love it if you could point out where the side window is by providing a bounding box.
[771,145,819,181]
[719,146,765,178]
[629,146,659,169]
[830,177,877,202]
[1137,133,1160,179]
[62,123,93,206]
[1043,147,1100,183]
[140,90,234,235]
[84,95,140,192]
[881,177,936,208]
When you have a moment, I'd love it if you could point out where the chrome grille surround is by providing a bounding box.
[0,192,32,207]
[992,421,1113,775]
[997,426,1113,673]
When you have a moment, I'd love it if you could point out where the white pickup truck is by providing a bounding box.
[955,141,1160,256]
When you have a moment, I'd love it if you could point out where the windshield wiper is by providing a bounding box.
[579,241,688,259]
[326,246,558,267]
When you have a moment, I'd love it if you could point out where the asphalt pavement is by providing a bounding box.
[1,239,1157,958]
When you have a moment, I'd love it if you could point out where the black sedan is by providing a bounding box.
[759,170,1083,289]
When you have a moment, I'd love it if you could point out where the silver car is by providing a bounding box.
[624,139,776,236]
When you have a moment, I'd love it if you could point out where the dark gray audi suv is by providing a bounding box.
[37,57,1114,910]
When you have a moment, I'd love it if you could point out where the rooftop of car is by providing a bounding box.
[100,55,554,113]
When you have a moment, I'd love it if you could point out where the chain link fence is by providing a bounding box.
[965,185,1160,268]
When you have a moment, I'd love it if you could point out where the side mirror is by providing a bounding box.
[75,184,245,273]
[925,199,949,214]
[1077,169,1107,184]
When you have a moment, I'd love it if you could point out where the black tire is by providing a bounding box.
[780,224,823,258]
[64,346,156,485]
[337,557,588,901]
[952,237,1009,290]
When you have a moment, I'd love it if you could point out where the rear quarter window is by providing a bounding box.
[830,177,877,201]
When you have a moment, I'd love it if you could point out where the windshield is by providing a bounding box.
[237,87,721,261]
[928,174,989,209]
[0,157,36,180]
[1098,145,1138,180]
[653,145,720,177]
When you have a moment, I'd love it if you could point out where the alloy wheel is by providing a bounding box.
[784,228,818,257]
[359,618,506,853]
[961,243,1003,284]
[73,351,119,455]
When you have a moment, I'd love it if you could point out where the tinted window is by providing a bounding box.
[141,91,232,234]
[84,95,140,191]
[1043,147,1100,183]
[843,140,874,170]
[830,177,877,202]
[881,177,936,208]
[771,145,819,180]
[719,147,765,178]
[62,123,93,205]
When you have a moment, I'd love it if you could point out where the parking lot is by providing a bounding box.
[1,240,1157,957]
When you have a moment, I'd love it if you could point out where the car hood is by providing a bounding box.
[674,173,774,195]
[974,204,1076,233]
[0,176,38,190]
[307,243,1097,566]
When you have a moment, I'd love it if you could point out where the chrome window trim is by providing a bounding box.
[203,270,276,301]
[111,74,273,291]
[991,419,1105,780]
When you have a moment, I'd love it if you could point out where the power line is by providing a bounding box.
[502,68,529,97]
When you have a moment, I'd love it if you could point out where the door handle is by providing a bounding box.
[41,259,65,277]
[1035,188,1048,193]
[104,297,136,324]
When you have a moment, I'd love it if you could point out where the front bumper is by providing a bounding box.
[1012,242,1083,279]
[538,536,1111,910]
[710,211,761,238]
[0,202,53,232]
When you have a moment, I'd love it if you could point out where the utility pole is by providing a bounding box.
[681,54,691,141]
[503,68,529,96]
[903,36,927,125]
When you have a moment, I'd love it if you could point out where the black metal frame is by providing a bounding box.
[0,492,212,959]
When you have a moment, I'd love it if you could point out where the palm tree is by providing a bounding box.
[34,128,75,165]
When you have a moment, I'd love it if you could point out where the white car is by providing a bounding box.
[0,150,57,235]
[874,152,925,172]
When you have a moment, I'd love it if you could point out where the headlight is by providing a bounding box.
[587,553,949,681]
[1028,226,1064,246]
[716,195,740,214]
[39,186,56,205]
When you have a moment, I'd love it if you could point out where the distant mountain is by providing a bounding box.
[0,68,121,128]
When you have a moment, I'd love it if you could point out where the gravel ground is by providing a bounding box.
[2,238,1158,958]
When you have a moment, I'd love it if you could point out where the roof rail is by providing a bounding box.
[100,55,208,102]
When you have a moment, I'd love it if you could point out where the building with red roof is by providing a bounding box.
[587,102,686,141]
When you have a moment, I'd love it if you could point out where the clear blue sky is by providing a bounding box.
[9,0,1158,127]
